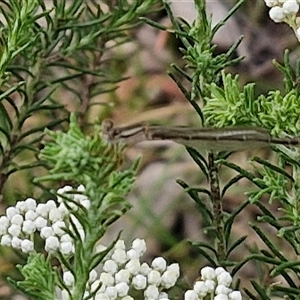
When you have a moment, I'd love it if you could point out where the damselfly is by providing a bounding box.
[101,119,300,152]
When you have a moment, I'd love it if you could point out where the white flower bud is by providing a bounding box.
[132,274,147,290]
[184,290,198,300]
[217,272,232,287]
[131,238,147,256]
[216,285,232,295]
[105,286,117,299]
[60,241,73,255]
[49,208,63,222]
[6,207,19,220]
[46,200,57,210]
[0,216,9,226]
[103,259,118,274]
[161,269,178,289]
[115,240,126,250]
[115,269,130,284]
[148,270,162,285]
[63,271,74,286]
[15,201,27,213]
[229,291,242,300]
[167,263,180,276]
[77,185,85,192]
[8,224,21,236]
[21,239,34,253]
[99,272,114,286]
[201,266,216,280]
[52,221,66,236]
[115,282,129,297]
[126,249,139,260]
[1,234,11,246]
[89,269,98,283]
[40,226,54,239]
[0,225,7,236]
[58,203,69,216]
[24,198,37,211]
[36,203,49,218]
[11,214,23,226]
[11,236,22,249]
[22,220,36,234]
[35,216,48,229]
[45,236,59,253]
[25,210,37,221]
[194,281,209,297]
[94,294,110,300]
[60,233,72,242]
[215,267,226,276]
[140,262,151,275]
[151,257,167,272]
[125,259,140,275]
[264,0,279,7]
[205,279,216,292]
[269,6,285,22]
[282,0,299,14]
[144,285,159,298]
[0,216,9,235]
[112,249,127,265]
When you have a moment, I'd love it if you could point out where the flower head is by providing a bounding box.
[184,266,242,300]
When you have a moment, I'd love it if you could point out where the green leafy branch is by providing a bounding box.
[0,0,161,198]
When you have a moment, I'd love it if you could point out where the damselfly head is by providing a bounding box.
[102,119,113,132]
[101,119,116,142]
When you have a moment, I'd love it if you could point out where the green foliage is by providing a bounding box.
[161,0,244,123]
[158,0,300,299]
[203,68,300,135]
[159,0,249,265]
[36,113,138,238]
[3,0,300,299]
[24,114,138,299]
[0,0,161,197]
[0,1,158,298]
[8,254,57,300]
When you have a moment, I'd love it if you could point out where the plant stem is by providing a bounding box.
[208,152,226,261]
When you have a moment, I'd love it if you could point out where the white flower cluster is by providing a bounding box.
[0,185,89,254]
[184,266,242,300]
[0,185,243,300]
[264,0,300,40]
[59,238,180,300]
